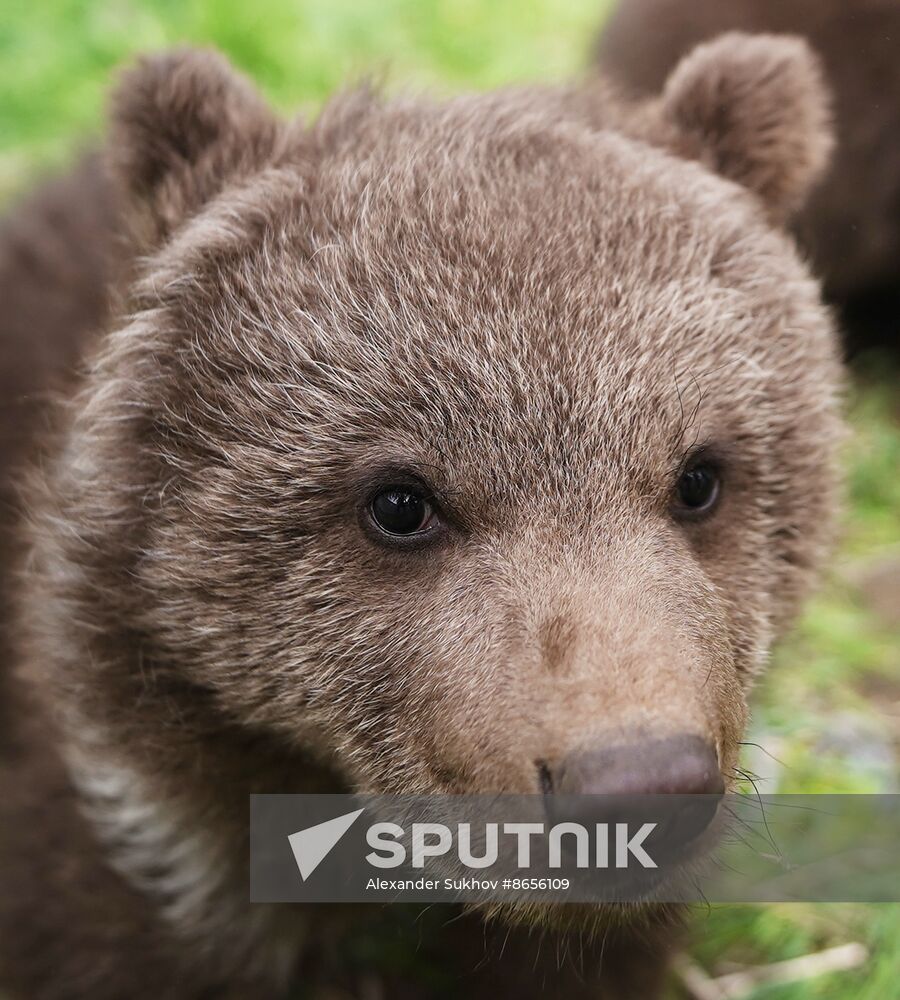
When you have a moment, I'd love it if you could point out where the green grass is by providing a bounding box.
[2,2,899,997]
[704,365,900,999]
[755,370,900,794]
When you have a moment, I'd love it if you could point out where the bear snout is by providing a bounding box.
[540,734,724,856]
[546,733,724,798]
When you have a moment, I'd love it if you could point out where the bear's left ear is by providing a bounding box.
[660,32,833,223]
[109,48,282,251]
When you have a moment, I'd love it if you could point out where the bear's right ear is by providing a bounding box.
[109,48,281,251]
[659,32,833,224]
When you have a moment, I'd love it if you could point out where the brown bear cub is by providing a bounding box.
[0,34,841,1000]
[597,0,900,354]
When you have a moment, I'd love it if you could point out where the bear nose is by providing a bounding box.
[550,734,724,797]
[542,734,724,855]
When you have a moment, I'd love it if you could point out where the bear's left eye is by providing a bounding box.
[672,460,721,517]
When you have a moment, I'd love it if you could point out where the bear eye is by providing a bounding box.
[369,487,435,536]
[672,460,721,517]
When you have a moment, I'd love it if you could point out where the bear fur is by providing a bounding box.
[0,38,842,999]
[596,0,900,353]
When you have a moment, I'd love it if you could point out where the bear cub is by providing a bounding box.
[0,33,841,1000]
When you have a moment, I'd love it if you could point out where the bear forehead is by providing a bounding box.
[168,103,804,372]
[149,96,824,499]
[301,100,770,287]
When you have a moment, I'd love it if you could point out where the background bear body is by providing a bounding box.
[0,38,842,999]
[597,0,900,354]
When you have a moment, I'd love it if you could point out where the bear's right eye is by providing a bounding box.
[369,487,435,537]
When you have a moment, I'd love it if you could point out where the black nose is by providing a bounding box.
[543,734,724,858]
[552,734,724,797]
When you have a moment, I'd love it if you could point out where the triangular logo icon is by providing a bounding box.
[287,808,364,880]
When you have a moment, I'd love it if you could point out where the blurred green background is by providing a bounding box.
[2,1,898,997]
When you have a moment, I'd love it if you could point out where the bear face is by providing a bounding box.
[27,41,841,811]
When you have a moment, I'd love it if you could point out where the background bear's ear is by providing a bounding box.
[659,33,833,223]
[109,48,281,250]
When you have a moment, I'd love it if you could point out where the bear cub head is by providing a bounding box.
[33,35,841,812]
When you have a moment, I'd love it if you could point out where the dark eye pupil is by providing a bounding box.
[371,489,429,535]
[677,464,719,510]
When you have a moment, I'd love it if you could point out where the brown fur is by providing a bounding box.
[0,156,117,749]
[596,0,900,351]
[1,42,842,998]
